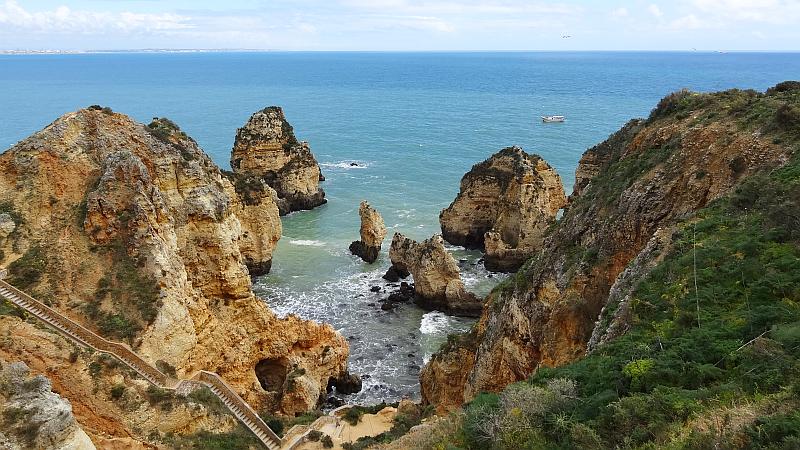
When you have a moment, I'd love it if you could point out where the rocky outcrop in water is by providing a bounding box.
[421,87,794,411]
[231,106,326,215]
[0,360,95,450]
[0,108,349,415]
[349,201,387,263]
[440,146,566,272]
[388,233,482,316]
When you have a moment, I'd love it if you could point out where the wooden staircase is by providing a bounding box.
[0,277,281,450]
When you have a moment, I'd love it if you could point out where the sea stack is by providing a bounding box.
[440,146,566,271]
[231,106,326,215]
[349,201,387,263]
[388,233,483,317]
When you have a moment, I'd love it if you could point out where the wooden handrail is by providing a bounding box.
[0,279,281,449]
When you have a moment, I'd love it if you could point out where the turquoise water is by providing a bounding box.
[2,52,799,404]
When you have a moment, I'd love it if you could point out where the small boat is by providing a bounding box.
[542,115,566,123]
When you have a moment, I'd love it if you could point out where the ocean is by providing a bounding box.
[2,51,799,405]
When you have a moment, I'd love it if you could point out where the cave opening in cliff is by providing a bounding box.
[255,357,289,392]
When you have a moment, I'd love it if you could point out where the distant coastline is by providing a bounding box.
[0,48,272,55]
[2,49,799,55]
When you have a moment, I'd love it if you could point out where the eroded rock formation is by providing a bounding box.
[422,87,793,412]
[0,108,349,415]
[388,233,482,316]
[349,201,387,263]
[0,360,95,450]
[231,106,326,215]
[440,146,566,272]
[0,315,242,447]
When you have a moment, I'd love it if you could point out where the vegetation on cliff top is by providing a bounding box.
[423,84,800,449]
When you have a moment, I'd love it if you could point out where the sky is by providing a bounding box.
[0,0,798,51]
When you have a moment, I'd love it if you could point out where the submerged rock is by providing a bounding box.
[440,146,566,272]
[388,233,482,317]
[231,106,326,215]
[349,201,387,263]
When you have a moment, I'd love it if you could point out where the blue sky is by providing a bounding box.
[1,0,798,51]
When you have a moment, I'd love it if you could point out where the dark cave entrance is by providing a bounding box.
[255,357,289,392]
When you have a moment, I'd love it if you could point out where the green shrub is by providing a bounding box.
[0,298,26,319]
[307,430,322,442]
[88,361,102,378]
[156,360,177,378]
[98,313,140,342]
[321,434,334,448]
[187,387,226,415]
[261,414,284,437]
[110,384,126,400]
[342,403,390,426]
[164,425,261,449]
[290,410,323,426]
[744,411,800,449]
[7,246,47,290]
[146,385,173,410]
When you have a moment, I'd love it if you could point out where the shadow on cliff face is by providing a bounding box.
[255,357,289,392]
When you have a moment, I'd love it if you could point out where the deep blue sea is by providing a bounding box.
[2,52,799,405]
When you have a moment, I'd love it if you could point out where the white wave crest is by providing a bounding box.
[289,239,326,247]
[420,311,452,335]
[320,161,369,169]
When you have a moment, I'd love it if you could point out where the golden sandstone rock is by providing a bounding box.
[0,108,350,418]
[439,146,567,272]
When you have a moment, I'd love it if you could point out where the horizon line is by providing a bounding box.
[2,48,800,55]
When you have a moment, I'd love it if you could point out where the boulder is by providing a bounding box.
[328,371,363,395]
[439,146,566,272]
[231,106,326,215]
[349,201,387,263]
[388,233,482,317]
[382,265,410,282]
[0,213,15,239]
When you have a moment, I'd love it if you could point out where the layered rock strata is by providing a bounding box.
[440,146,566,272]
[231,106,326,215]
[388,233,482,317]
[422,87,793,412]
[349,201,387,263]
[0,108,349,415]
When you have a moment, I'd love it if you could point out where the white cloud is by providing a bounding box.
[648,4,664,17]
[668,13,708,30]
[0,0,191,34]
[611,7,629,18]
[690,0,800,24]
[339,0,581,16]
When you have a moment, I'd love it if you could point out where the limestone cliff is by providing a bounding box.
[349,201,387,263]
[440,146,566,272]
[389,233,482,317]
[0,359,95,450]
[0,108,349,415]
[231,106,326,215]
[0,314,243,447]
[421,86,795,411]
